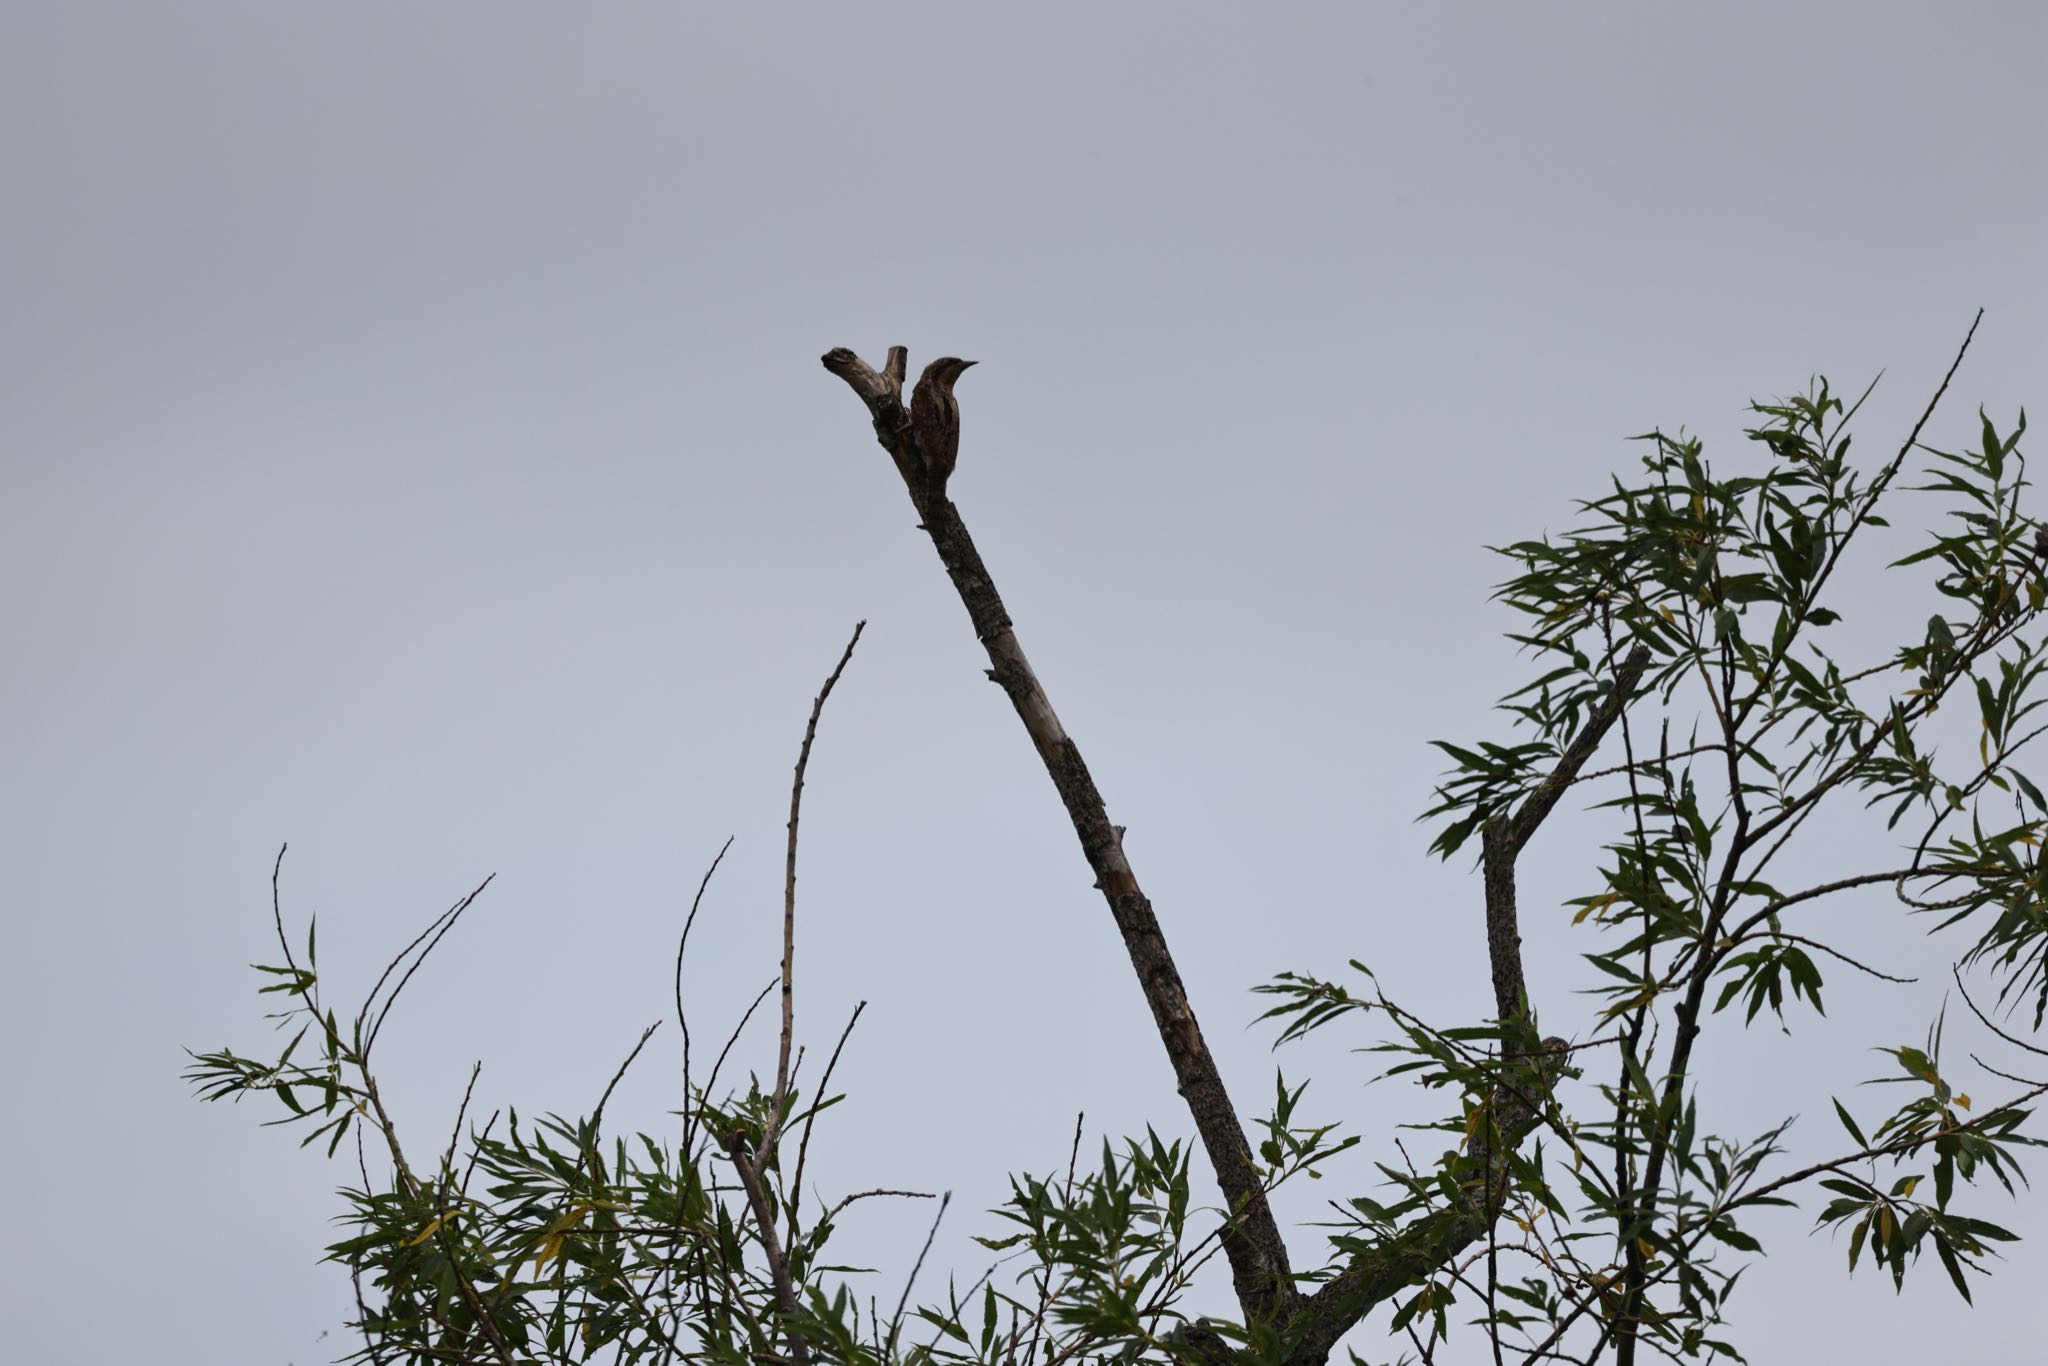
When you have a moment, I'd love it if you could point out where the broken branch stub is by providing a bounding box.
[821,346,973,494]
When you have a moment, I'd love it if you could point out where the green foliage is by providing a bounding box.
[1381,367,2046,1359]
[1815,1015,2032,1303]
[194,345,2048,1365]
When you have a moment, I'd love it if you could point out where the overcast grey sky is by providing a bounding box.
[3,4,2045,1363]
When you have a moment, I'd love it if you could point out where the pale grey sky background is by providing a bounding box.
[3,4,2045,1363]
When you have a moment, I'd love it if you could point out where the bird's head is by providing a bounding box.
[923,357,977,393]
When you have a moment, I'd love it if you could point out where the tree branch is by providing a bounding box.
[759,621,866,1170]
[1288,1041,1568,1364]
[824,346,1301,1327]
[1505,645,1655,862]
[1287,647,1648,1359]
[1482,646,1649,1027]
[723,1129,811,1366]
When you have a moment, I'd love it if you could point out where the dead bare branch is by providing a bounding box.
[677,835,735,1157]
[761,621,866,1171]
[824,345,1301,1328]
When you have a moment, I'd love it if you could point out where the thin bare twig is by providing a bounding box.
[594,1022,663,1142]
[677,835,735,1158]
[1971,1054,2047,1088]
[1062,1111,1085,1201]
[459,1109,500,1201]
[761,621,866,1171]
[821,1187,939,1227]
[270,843,299,974]
[887,1191,953,1359]
[789,999,867,1240]
[1765,934,1915,984]
[441,1061,483,1179]
[1719,869,1927,950]
[1567,743,1727,789]
[360,875,496,1062]
[1954,966,2048,1059]
[703,978,778,1120]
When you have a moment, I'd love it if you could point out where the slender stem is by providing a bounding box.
[760,622,865,1170]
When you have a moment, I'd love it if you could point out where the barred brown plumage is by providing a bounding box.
[909,356,975,488]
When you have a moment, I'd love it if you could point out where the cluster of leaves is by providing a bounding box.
[1265,365,2047,1362]
[189,877,917,1365]
[930,1133,1201,1360]
[189,865,1359,1365]
[1813,1013,2028,1302]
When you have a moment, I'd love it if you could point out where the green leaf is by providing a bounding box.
[1707,1218,1761,1252]
[1833,1098,1867,1148]
[1981,409,2005,483]
[1935,1234,1973,1302]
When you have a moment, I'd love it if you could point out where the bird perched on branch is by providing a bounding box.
[910,357,976,489]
